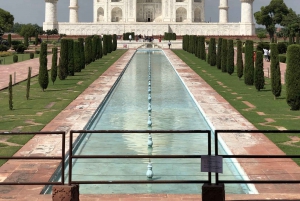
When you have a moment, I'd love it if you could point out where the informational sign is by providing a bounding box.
[201,155,223,173]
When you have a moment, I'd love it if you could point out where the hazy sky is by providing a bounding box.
[0,0,299,26]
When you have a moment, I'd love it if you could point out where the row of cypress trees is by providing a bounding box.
[183,35,300,110]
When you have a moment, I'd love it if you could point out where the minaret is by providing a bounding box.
[219,0,228,23]
[45,0,58,23]
[241,0,254,23]
[69,0,79,23]
[44,0,58,30]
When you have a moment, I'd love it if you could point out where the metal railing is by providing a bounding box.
[215,130,300,185]
[0,131,65,185]
[69,130,211,185]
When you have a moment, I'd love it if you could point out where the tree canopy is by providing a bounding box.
[254,0,289,40]
[281,8,300,36]
[0,8,14,37]
[19,24,36,38]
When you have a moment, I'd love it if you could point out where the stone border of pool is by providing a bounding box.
[0,49,299,200]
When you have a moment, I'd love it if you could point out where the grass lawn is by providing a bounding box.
[0,53,40,64]
[173,49,300,165]
[0,49,127,166]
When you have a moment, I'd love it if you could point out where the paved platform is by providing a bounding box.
[0,49,299,200]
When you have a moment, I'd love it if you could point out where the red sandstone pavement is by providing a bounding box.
[0,49,299,200]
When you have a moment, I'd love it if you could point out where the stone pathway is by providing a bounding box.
[0,49,299,200]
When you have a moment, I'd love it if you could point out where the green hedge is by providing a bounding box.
[237,40,243,79]
[244,40,254,85]
[270,43,282,99]
[279,54,286,63]
[254,51,265,91]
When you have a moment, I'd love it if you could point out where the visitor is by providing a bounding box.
[168,40,171,49]
[253,51,256,63]
[263,48,269,61]
[129,34,132,42]
[268,49,271,62]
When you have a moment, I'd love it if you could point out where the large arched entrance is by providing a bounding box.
[97,7,104,22]
[111,7,122,22]
[176,7,187,22]
[194,7,201,22]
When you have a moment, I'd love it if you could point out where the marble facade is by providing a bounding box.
[43,0,255,36]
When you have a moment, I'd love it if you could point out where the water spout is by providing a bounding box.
[148,133,153,147]
[146,159,153,179]
[147,115,152,127]
[148,94,151,102]
[148,103,152,112]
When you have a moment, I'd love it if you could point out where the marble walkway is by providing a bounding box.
[0,49,299,200]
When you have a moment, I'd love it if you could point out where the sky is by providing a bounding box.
[0,0,299,26]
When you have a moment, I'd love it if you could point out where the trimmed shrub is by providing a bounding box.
[0,45,9,51]
[288,35,293,45]
[51,47,58,84]
[221,39,227,72]
[84,36,92,65]
[207,39,211,64]
[256,42,270,52]
[92,36,97,61]
[13,55,18,63]
[78,38,86,69]
[74,41,81,72]
[200,36,206,61]
[254,51,265,91]
[38,42,49,91]
[279,54,286,63]
[237,40,244,79]
[35,33,38,46]
[68,39,75,76]
[13,44,27,53]
[244,40,254,85]
[11,40,22,46]
[113,34,117,51]
[286,44,300,110]
[8,34,11,47]
[9,74,13,110]
[210,38,216,66]
[216,38,222,70]
[270,43,282,99]
[58,39,68,80]
[35,50,40,54]
[30,52,34,59]
[102,35,107,56]
[277,42,287,54]
[24,34,29,47]
[227,40,234,75]
[26,67,31,100]
[99,36,103,59]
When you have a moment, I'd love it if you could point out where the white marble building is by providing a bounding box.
[43,0,255,36]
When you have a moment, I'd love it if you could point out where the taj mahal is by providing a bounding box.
[43,0,255,36]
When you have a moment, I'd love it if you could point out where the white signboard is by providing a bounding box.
[201,155,223,173]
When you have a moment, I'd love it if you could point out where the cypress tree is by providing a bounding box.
[103,35,107,56]
[254,51,265,91]
[78,38,86,69]
[194,36,198,57]
[108,35,113,53]
[216,38,222,69]
[38,42,49,91]
[51,47,58,84]
[207,39,211,64]
[92,36,97,61]
[24,34,29,47]
[113,34,117,51]
[286,44,300,110]
[35,33,38,46]
[289,35,293,45]
[197,36,201,58]
[99,35,103,59]
[84,36,92,65]
[221,39,227,72]
[201,36,206,61]
[9,74,13,110]
[68,39,75,76]
[26,67,31,100]
[237,40,244,80]
[59,39,68,80]
[244,40,254,85]
[210,38,216,66]
[296,33,300,44]
[8,34,11,47]
[74,41,81,72]
[96,36,100,60]
[227,40,234,75]
[270,43,282,99]
[188,35,193,53]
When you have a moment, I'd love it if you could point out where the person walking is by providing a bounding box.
[168,40,171,49]
[129,34,132,42]
[263,48,268,61]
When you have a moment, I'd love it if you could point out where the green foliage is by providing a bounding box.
[84,36,92,65]
[19,24,36,38]
[38,42,49,91]
[297,33,300,44]
[257,32,267,41]
[24,34,29,47]
[29,52,34,59]
[227,40,234,75]
[221,39,227,72]
[13,55,18,63]
[279,54,286,63]
[102,35,107,56]
[8,74,13,110]
[200,36,206,61]
[99,36,103,59]
[35,33,38,46]
[277,42,287,54]
[244,40,254,85]
[254,51,265,91]
[237,40,244,79]
[78,38,86,69]
[254,0,289,40]
[68,39,74,76]
[26,67,31,100]
[7,33,11,47]
[216,38,222,70]
[286,44,300,110]
[73,41,81,73]
[58,39,68,80]
[0,45,8,51]
[256,42,270,52]
[51,47,58,84]
[92,36,97,61]
[270,43,282,99]
[0,8,14,36]
[281,8,300,38]
[288,35,294,45]
[207,39,211,64]
[210,38,216,66]
[113,34,117,51]
[12,44,27,53]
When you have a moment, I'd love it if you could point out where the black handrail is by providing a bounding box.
[0,131,65,185]
[69,130,211,185]
[214,130,300,185]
